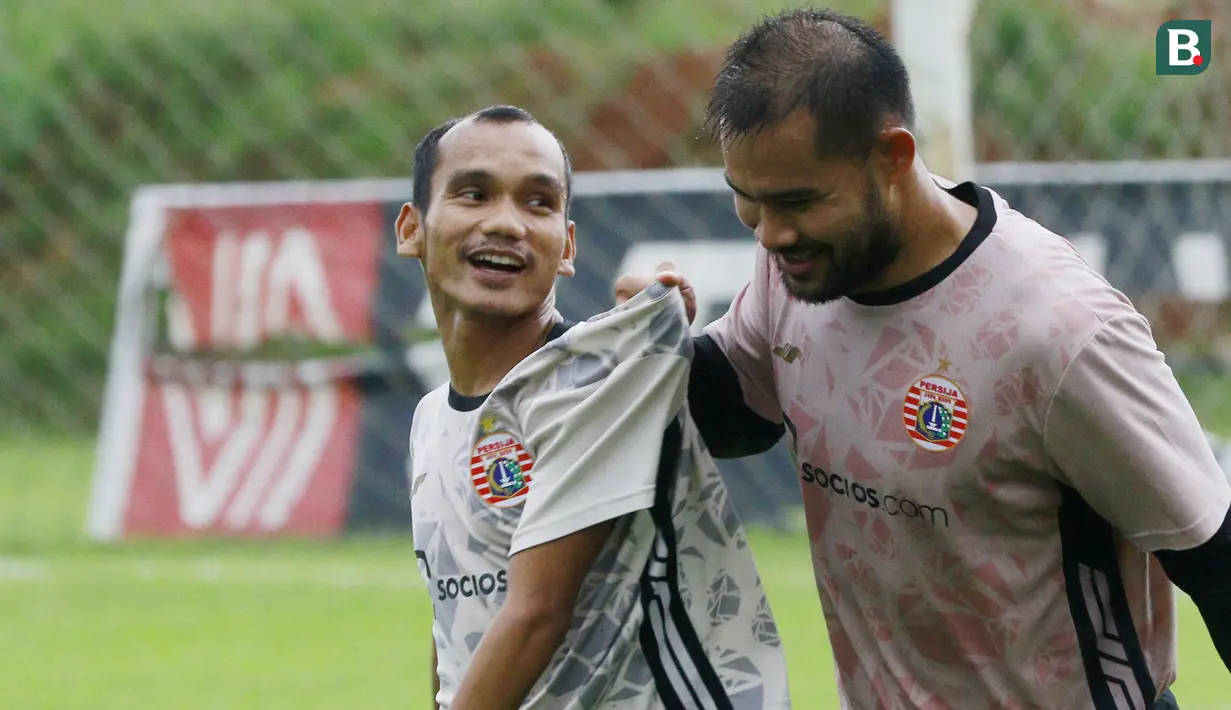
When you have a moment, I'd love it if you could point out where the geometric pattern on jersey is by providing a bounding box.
[409,282,791,709]
[702,179,1231,709]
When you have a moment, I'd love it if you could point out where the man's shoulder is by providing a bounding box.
[409,384,453,441]
[494,283,693,406]
[567,281,693,358]
[980,188,1138,328]
[414,383,451,415]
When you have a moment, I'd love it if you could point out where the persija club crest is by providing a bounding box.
[903,370,969,452]
[470,416,534,506]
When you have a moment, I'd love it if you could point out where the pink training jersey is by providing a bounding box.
[705,179,1231,709]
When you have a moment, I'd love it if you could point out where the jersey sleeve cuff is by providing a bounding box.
[509,485,657,556]
[1127,486,1231,552]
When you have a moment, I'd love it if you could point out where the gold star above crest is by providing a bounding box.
[938,357,952,372]
[479,414,498,433]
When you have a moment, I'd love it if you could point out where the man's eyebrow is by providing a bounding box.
[724,173,754,200]
[724,173,822,203]
[523,173,565,194]
[443,169,495,189]
[443,170,563,196]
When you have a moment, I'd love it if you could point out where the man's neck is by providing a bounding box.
[438,302,560,398]
[861,164,979,293]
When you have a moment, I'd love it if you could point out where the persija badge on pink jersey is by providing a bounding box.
[903,365,969,452]
[470,415,535,506]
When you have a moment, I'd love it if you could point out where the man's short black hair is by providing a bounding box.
[705,8,915,160]
[411,105,574,219]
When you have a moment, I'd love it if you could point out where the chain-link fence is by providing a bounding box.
[3,0,1230,546]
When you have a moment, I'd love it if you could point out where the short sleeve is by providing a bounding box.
[701,245,781,424]
[1045,314,1231,552]
[499,285,693,556]
[508,353,687,555]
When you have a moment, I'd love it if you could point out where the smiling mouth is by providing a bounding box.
[776,249,826,277]
[468,253,526,274]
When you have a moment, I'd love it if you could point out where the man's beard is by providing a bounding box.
[779,197,902,305]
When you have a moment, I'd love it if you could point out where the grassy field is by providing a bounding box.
[9,533,1226,710]
[4,375,1231,708]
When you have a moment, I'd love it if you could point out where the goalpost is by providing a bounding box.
[891,0,979,182]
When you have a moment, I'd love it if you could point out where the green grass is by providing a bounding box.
[0,435,97,550]
[4,372,1231,707]
[3,532,1229,708]
[2,540,422,710]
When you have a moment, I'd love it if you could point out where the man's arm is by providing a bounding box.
[1045,313,1231,673]
[689,334,784,458]
[448,521,614,710]
[1154,508,1231,669]
[692,246,786,457]
[616,257,786,459]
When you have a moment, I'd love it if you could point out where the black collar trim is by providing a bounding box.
[846,182,997,307]
[447,319,574,412]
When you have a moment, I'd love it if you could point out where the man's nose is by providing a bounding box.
[756,211,798,251]
[480,197,527,240]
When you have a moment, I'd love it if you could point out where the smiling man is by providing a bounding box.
[402,105,790,710]
[615,8,1231,709]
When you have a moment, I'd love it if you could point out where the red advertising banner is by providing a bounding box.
[117,200,385,537]
[126,380,363,536]
[160,203,382,349]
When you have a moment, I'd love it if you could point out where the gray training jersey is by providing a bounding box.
[409,284,790,709]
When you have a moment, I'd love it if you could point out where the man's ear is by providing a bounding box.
[556,221,577,278]
[874,126,916,186]
[395,202,424,259]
